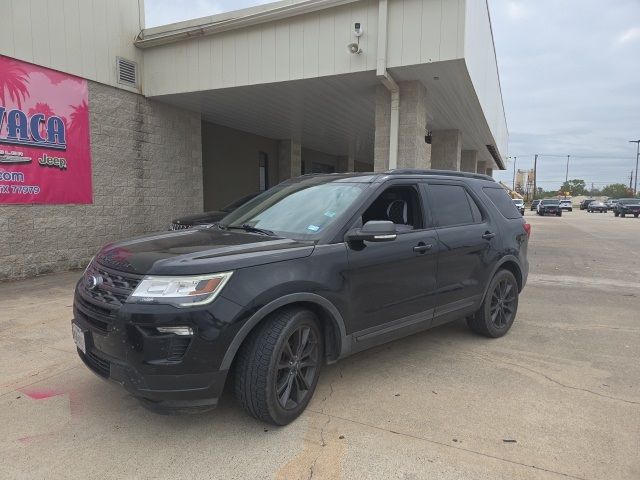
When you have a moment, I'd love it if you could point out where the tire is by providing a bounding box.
[234,307,323,425]
[614,212,619,217]
[569,208,572,212]
[467,269,519,338]
[557,212,562,216]
[621,213,626,218]
[635,214,639,218]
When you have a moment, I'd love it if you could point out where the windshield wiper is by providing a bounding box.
[223,224,276,236]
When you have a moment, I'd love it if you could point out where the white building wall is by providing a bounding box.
[463,0,508,157]
[386,0,465,68]
[143,0,381,96]
[0,0,143,91]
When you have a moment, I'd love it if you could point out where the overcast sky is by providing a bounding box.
[145,0,640,190]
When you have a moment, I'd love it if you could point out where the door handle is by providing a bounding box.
[482,231,496,240]
[413,242,433,254]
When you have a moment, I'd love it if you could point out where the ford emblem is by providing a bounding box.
[85,275,103,291]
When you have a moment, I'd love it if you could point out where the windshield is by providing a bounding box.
[220,180,367,239]
[513,199,523,204]
[542,200,559,205]
[618,198,639,205]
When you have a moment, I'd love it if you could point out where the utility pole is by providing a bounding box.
[533,154,538,200]
[565,155,570,184]
[630,171,634,191]
[630,140,640,196]
[512,156,517,191]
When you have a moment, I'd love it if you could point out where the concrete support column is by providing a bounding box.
[476,160,487,175]
[431,130,462,171]
[374,85,391,172]
[338,143,356,172]
[278,139,301,181]
[374,81,431,171]
[485,167,494,177]
[460,150,478,173]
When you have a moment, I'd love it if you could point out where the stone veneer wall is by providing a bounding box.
[0,82,203,280]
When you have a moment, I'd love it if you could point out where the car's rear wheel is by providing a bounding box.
[615,212,619,217]
[467,270,519,338]
[234,307,322,425]
[621,213,626,218]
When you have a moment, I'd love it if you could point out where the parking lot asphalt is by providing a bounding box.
[1,210,639,480]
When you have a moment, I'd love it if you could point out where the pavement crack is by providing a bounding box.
[307,409,590,480]
[473,353,640,406]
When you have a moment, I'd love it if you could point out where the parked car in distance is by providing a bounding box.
[559,200,573,212]
[586,201,608,213]
[537,199,562,216]
[613,198,640,218]
[579,199,595,210]
[605,199,619,211]
[169,193,259,230]
[531,199,541,211]
[73,170,530,425]
[513,198,525,215]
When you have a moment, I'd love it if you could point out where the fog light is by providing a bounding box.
[156,326,193,336]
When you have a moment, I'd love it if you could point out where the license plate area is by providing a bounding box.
[72,323,87,354]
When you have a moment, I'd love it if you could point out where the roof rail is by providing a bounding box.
[385,169,495,181]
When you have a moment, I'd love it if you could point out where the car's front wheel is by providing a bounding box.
[467,269,519,338]
[234,307,323,425]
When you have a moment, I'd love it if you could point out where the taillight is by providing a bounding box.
[523,222,531,237]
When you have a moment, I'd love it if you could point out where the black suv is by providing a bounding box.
[72,170,530,425]
[613,198,640,218]
[579,199,595,210]
[537,199,562,216]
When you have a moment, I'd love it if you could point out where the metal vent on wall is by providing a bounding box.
[116,57,137,87]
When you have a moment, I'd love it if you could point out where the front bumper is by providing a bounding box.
[72,282,245,410]
[620,208,640,215]
[539,208,560,214]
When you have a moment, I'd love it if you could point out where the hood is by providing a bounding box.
[172,210,227,225]
[96,228,315,275]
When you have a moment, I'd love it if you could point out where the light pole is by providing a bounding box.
[630,140,640,196]
[565,155,570,184]
[533,154,538,200]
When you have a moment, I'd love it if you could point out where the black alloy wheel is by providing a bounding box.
[275,325,320,410]
[234,307,323,425]
[467,269,519,338]
[489,277,517,329]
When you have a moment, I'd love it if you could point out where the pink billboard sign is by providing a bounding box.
[0,55,92,204]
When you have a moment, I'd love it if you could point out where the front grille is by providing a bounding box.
[170,223,191,231]
[75,297,110,334]
[84,262,142,308]
[84,350,111,377]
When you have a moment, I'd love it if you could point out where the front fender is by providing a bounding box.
[219,293,350,370]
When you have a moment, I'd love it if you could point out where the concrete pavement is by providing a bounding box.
[1,210,639,480]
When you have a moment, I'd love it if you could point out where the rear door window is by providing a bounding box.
[428,184,477,227]
[483,187,522,219]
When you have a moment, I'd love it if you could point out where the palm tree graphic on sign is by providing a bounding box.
[0,59,30,109]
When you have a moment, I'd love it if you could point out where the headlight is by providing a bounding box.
[128,272,233,307]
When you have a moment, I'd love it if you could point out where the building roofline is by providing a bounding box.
[136,0,360,49]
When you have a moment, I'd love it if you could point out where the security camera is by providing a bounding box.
[354,23,364,37]
[348,43,362,54]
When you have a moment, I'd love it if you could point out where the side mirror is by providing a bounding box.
[346,220,397,243]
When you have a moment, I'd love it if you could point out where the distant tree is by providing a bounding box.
[560,179,586,196]
[601,183,632,198]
